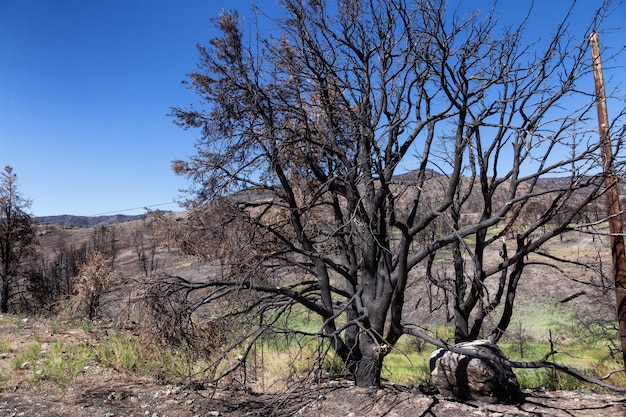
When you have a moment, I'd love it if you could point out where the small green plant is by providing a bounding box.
[96,332,140,372]
[80,319,95,332]
[433,325,454,344]
[0,366,10,387]
[14,314,29,328]
[49,318,67,335]
[0,340,12,354]
[321,351,345,378]
[508,320,532,358]
[10,342,42,371]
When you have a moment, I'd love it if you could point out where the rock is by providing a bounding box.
[430,340,522,404]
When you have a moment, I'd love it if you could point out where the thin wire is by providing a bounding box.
[90,202,179,217]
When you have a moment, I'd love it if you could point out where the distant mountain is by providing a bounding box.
[36,214,148,228]
[393,168,442,182]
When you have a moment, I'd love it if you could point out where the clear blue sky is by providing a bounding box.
[1,1,624,217]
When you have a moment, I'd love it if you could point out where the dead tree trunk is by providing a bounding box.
[590,31,626,368]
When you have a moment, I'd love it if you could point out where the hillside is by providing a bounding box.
[3,177,624,415]
[36,214,149,228]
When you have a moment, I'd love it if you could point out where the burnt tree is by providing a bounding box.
[168,0,623,387]
[0,166,37,313]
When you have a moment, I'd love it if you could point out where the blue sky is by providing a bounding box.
[1,1,624,217]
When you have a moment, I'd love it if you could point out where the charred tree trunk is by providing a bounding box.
[0,278,9,313]
[1,245,10,313]
[347,334,387,388]
[590,32,626,368]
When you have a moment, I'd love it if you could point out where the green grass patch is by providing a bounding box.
[80,320,95,333]
[39,340,93,389]
[506,298,577,343]
[0,340,12,355]
[495,296,624,390]
[4,304,621,393]
[514,368,581,390]
[0,366,10,387]
[49,318,68,335]
[5,328,212,390]
[382,349,431,386]
[10,341,42,372]
[14,315,30,329]
[96,332,141,372]
[94,331,210,383]
[10,339,93,390]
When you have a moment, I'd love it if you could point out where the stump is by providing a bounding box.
[429,340,522,404]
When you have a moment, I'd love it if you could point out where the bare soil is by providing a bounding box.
[2,373,625,416]
[1,316,624,417]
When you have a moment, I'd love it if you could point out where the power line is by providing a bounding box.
[90,202,180,217]
[88,161,421,217]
